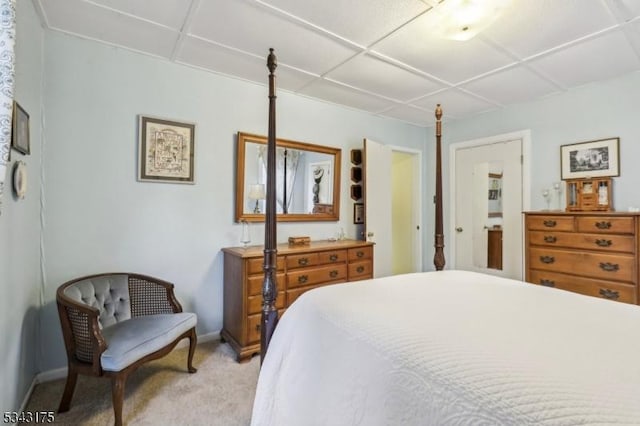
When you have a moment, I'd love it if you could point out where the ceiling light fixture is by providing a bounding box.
[427,0,512,41]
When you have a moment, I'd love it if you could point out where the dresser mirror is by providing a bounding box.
[235,132,341,222]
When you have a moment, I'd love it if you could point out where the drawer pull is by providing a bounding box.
[329,270,339,278]
[543,236,557,243]
[595,221,612,230]
[595,239,612,247]
[298,275,309,283]
[356,266,365,273]
[599,262,619,272]
[539,255,555,264]
[540,279,555,287]
[329,254,339,261]
[543,220,556,227]
[298,257,309,266]
[255,324,260,332]
[356,251,365,258]
[599,288,620,300]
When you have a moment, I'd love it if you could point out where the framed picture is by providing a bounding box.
[488,173,502,218]
[353,202,364,224]
[11,101,30,155]
[560,137,619,180]
[138,115,195,183]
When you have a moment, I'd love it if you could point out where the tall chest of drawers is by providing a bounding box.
[524,212,640,304]
[221,239,374,362]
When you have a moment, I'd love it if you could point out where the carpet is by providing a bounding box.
[22,340,259,425]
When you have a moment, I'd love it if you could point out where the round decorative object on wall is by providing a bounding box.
[12,161,27,199]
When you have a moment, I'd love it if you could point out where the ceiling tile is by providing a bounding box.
[609,1,640,21]
[412,90,497,118]
[528,30,640,88]
[41,0,179,58]
[483,0,617,59]
[259,0,430,46]
[460,66,560,105]
[177,36,317,92]
[87,0,192,30]
[378,105,434,126]
[371,12,515,84]
[188,0,359,75]
[298,79,396,113]
[325,54,443,101]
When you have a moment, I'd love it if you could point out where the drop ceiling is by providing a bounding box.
[34,0,640,127]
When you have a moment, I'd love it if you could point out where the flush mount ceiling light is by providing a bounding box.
[427,0,512,41]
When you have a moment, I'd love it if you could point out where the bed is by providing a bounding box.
[252,270,640,424]
[252,49,640,425]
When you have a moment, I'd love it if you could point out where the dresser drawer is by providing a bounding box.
[529,270,636,304]
[287,264,347,289]
[349,260,373,280]
[528,231,635,254]
[576,216,635,234]
[247,291,285,315]
[287,253,320,269]
[348,246,373,261]
[248,273,285,296]
[527,216,574,231]
[247,310,285,344]
[529,247,635,283]
[318,249,347,264]
[247,256,284,275]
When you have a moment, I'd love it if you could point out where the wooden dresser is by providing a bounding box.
[524,212,640,305]
[221,239,374,362]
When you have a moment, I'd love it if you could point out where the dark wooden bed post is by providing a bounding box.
[261,48,279,365]
[433,104,446,271]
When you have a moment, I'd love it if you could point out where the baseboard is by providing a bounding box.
[18,378,38,414]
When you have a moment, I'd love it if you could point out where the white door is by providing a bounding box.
[364,139,392,278]
[454,139,523,279]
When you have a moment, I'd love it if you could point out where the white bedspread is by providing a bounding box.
[251,270,640,425]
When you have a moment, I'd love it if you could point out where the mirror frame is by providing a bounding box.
[235,131,342,222]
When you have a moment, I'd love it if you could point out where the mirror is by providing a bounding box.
[472,162,503,270]
[235,132,342,222]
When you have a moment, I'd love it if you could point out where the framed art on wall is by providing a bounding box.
[11,101,30,155]
[560,137,619,180]
[353,202,364,224]
[138,115,195,183]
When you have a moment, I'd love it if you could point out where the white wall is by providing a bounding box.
[39,32,425,371]
[423,70,640,268]
[0,0,44,413]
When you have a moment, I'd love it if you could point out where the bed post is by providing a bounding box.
[433,104,446,271]
[261,48,279,365]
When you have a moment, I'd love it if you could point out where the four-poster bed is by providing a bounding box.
[254,49,640,425]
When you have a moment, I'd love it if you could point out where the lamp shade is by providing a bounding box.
[248,183,266,200]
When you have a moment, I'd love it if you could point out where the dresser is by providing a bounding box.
[524,212,640,304]
[221,239,374,362]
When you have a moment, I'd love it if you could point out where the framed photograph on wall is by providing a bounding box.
[11,101,30,155]
[353,202,364,224]
[560,137,619,180]
[138,115,196,183]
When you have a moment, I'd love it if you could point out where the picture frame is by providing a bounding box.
[353,202,364,224]
[488,173,502,218]
[560,137,619,180]
[138,115,195,184]
[11,101,30,155]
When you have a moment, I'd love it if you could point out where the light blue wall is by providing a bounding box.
[423,70,640,266]
[39,32,425,371]
[0,0,44,413]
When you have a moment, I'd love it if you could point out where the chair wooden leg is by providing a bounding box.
[111,374,126,426]
[187,328,197,373]
[58,364,78,413]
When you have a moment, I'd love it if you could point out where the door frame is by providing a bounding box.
[389,145,423,273]
[448,130,532,278]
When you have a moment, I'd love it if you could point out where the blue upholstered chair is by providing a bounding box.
[56,273,197,426]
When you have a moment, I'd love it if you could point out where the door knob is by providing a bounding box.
[456,227,463,233]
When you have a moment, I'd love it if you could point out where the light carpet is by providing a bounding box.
[22,340,259,425]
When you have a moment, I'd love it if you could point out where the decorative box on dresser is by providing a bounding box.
[221,239,374,362]
[524,212,640,304]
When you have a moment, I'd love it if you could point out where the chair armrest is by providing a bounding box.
[56,289,107,375]
[128,273,184,317]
